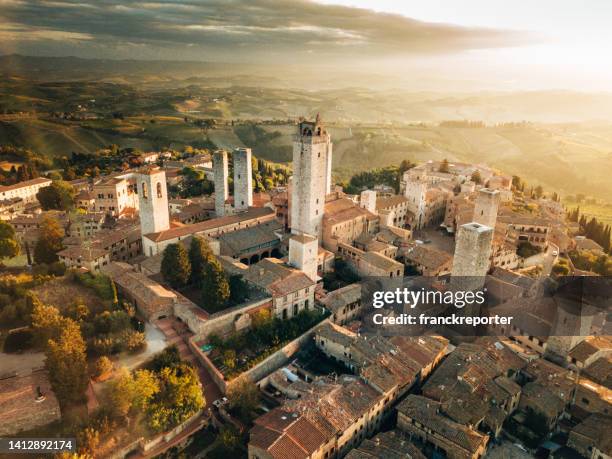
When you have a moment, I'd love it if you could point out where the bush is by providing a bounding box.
[517,241,541,258]
[74,271,115,301]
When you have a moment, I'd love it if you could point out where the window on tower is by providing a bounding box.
[157,182,163,198]
[142,182,148,199]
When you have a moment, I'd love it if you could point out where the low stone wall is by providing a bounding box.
[140,409,204,454]
[189,336,229,393]
[192,318,331,395]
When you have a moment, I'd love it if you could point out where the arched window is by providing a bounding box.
[157,182,163,198]
[142,182,148,199]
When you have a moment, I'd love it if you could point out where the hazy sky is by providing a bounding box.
[1,0,611,90]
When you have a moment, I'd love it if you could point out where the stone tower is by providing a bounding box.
[137,166,170,245]
[233,147,253,212]
[451,222,494,292]
[290,115,332,237]
[288,234,318,281]
[403,171,428,230]
[473,188,500,228]
[360,189,377,214]
[213,150,229,217]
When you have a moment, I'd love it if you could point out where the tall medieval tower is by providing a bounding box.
[451,222,494,292]
[473,188,500,228]
[290,114,332,237]
[137,167,170,250]
[233,147,253,212]
[213,150,229,217]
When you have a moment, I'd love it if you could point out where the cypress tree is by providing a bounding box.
[161,243,191,289]
[188,236,211,285]
[200,253,230,312]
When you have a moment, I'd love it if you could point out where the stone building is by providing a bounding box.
[473,188,500,228]
[451,222,494,292]
[93,176,138,216]
[320,283,362,325]
[403,244,453,276]
[248,378,383,459]
[345,430,426,459]
[290,115,332,237]
[322,197,377,253]
[58,245,111,272]
[137,166,170,251]
[142,206,275,256]
[567,414,612,459]
[243,258,316,320]
[102,262,176,320]
[397,395,489,459]
[0,177,52,204]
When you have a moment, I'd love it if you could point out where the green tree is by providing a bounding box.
[34,215,64,264]
[0,221,20,260]
[200,254,230,312]
[188,236,211,285]
[36,180,76,211]
[438,158,449,173]
[45,318,89,407]
[471,170,482,184]
[161,243,191,289]
[147,364,205,432]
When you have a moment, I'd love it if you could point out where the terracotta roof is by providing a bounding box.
[397,395,488,454]
[320,283,362,312]
[346,430,426,459]
[569,336,612,363]
[0,177,51,192]
[144,207,274,242]
[583,357,612,389]
[245,258,314,297]
[570,414,612,456]
[404,245,452,271]
[376,195,408,210]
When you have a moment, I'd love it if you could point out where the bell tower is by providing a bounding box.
[290,114,332,237]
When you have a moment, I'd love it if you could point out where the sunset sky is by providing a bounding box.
[1,0,611,90]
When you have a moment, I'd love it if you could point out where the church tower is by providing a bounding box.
[137,166,170,253]
[290,114,332,237]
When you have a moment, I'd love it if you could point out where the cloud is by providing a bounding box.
[0,0,532,61]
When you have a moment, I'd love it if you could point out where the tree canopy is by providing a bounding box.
[34,215,65,264]
[0,221,20,260]
[161,243,191,288]
[45,317,89,407]
[37,180,76,211]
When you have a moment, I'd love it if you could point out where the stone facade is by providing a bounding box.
[451,222,494,291]
[0,177,52,204]
[137,167,170,248]
[288,233,318,281]
[213,150,229,217]
[290,117,331,237]
[233,147,253,212]
[473,188,500,228]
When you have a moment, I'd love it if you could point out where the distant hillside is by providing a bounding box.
[3,55,612,123]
